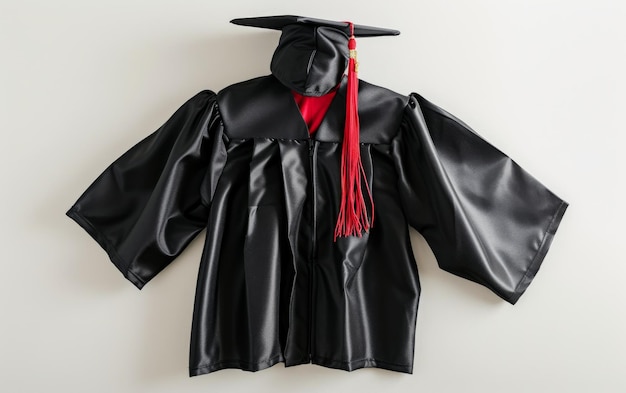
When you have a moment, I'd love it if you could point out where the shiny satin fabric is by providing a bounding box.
[66,75,567,377]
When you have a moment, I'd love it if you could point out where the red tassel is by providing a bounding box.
[333,22,375,242]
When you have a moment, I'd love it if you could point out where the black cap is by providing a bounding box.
[230,15,400,37]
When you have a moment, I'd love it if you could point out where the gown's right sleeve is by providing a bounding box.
[391,93,568,304]
[65,90,227,289]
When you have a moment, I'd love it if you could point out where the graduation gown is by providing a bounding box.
[66,74,567,376]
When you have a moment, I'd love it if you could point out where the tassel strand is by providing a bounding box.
[333,22,375,242]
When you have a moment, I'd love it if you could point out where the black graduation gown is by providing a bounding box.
[65,75,568,377]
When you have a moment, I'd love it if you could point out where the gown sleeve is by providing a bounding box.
[65,90,226,289]
[391,93,568,304]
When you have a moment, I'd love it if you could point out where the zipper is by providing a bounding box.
[307,137,317,361]
[309,139,317,261]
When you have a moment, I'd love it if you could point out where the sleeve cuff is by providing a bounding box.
[506,200,569,305]
[65,206,146,290]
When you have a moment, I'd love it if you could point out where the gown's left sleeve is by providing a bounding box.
[391,93,568,304]
[66,90,226,289]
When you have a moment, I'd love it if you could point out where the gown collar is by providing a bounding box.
[281,75,347,142]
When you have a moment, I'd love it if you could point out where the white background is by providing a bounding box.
[1,1,624,392]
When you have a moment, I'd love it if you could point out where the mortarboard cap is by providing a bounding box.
[231,15,400,97]
[230,15,400,37]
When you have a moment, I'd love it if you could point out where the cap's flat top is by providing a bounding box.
[230,15,400,37]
